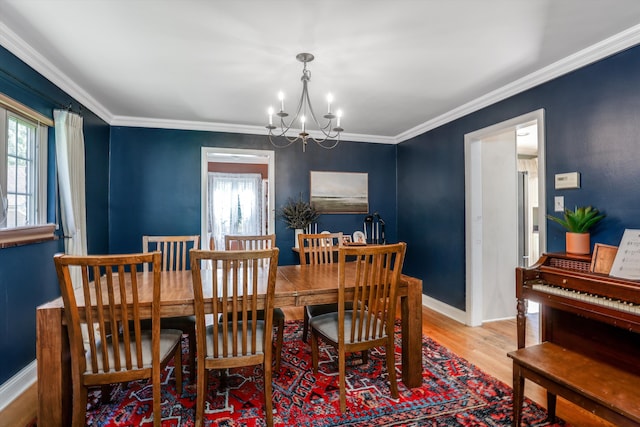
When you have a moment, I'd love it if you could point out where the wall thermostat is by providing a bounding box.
[554,172,580,189]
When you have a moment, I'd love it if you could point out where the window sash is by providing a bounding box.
[0,97,53,246]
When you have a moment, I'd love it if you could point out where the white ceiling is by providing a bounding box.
[2,1,640,144]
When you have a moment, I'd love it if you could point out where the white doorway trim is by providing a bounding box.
[200,147,275,248]
[464,109,546,326]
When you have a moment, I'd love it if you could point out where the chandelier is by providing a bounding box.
[266,53,343,152]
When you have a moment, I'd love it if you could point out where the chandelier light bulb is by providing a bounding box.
[278,91,285,111]
[267,107,274,125]
[336,109,343,127]
[326,93,333,113]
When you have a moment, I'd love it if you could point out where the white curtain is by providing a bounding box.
[208,173,262,250]
[54,110,87,287]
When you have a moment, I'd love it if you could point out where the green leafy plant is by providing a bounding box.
[546,206,605,233]
[277,194,319,229]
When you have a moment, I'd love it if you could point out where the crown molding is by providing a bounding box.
[111,115,396,144]
[395,23,640,143]
[3,19,640,144]
[0,22,113,123]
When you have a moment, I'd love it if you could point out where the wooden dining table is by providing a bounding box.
[36,263,424,427]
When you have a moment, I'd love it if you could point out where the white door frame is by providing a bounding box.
[201,147,275,249]
[464,109,546,326]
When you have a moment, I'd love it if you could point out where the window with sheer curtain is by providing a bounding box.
[207,172,264,250]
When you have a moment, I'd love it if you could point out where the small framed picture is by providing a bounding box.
[590,243,618,274]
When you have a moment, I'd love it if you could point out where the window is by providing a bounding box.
[207,172,265,250]
[201,147,275,250]
[0,98,53,246]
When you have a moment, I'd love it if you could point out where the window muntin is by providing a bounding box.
[5,113,37,228]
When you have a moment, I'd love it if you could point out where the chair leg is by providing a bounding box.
[385,339,398,398]
[264,360,274,427]
[152,362,161,427]
[274,317,284,372]
[302,307,310,342]
[310,331,320,373]
[100,384,112,403]
[174,344,183,396]
[187,329,196,381]
[195,364,208,427]
[339,347,347,413]
[72,385,88,427]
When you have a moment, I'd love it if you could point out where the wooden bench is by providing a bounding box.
[507,342,640,427]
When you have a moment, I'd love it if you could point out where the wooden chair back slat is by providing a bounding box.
[298,232,343,265]
[225,234,275,251]
[142,235,200,272]
[190,248,279,361]
[339,243,407,345]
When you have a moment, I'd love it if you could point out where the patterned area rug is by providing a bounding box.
[32,320,566,426]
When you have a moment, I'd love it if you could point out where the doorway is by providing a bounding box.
[464,109,546,326]
[200,147,275,249]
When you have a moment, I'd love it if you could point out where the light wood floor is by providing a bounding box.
[1,306,614,427]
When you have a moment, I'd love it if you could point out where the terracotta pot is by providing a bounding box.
[566,232,590,254]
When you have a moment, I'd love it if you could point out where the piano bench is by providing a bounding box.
[508,342,640,427]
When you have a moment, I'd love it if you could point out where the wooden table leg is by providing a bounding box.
[36,302,70,427]
[512,361,525,427]
[400,276,423,388]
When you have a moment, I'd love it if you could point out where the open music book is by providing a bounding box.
[609,229,640,280]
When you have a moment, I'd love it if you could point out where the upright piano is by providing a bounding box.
[516,251,640,376]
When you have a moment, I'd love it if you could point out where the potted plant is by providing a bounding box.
[546,206,605,254]
[277,195,320,247]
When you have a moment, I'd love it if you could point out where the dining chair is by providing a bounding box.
[53,252,183,427]
[309,242,407,413]
[190,248,279,427]
[224,234,285,372]
[297,232,343,342]
[142,234,200,379]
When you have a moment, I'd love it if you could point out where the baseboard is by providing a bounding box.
[0,360,36,413]
[422,294,467,324]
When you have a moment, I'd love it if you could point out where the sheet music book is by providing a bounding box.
[609,229,640,280]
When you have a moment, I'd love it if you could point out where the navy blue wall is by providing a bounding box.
[0,46,110,384]
[109,127,398,266]
[398,45,640,310]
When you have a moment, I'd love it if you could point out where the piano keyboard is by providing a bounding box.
[531,283,640,315]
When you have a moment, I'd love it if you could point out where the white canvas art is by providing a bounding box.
[310,171,368,214]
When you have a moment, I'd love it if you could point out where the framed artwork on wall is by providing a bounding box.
[310,171,368,214]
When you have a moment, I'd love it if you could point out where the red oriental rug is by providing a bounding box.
[30,320,565,426]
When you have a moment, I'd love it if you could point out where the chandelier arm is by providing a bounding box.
[269,125,303,143]
[302,85,336,139]
[267,133,300,148]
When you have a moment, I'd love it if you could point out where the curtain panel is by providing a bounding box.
[207,173,263,250]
